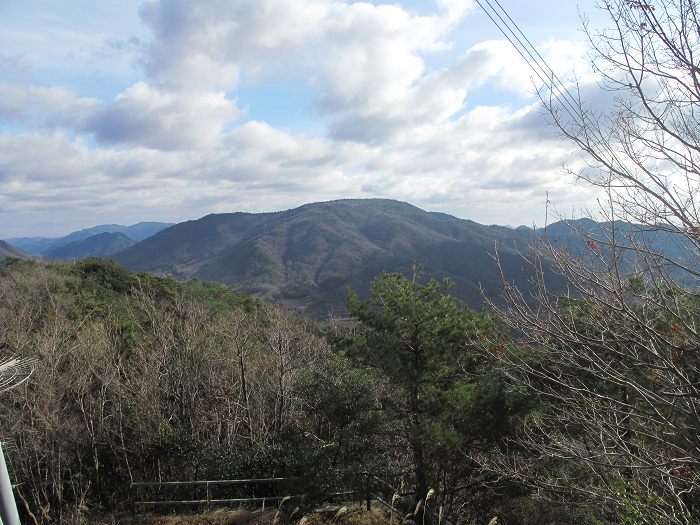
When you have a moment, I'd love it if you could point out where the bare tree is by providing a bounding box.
[215,308,261,445]
[489,1,700,523]
[259,305,326,438]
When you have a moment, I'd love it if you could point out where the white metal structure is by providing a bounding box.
[0,356,36,525]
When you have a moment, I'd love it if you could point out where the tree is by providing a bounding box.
[347,270,501,506]
[0,259,331,523]
[490,1,700,523]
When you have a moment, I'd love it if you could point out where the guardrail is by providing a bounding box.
[130,473,453,525]
[130,477,303,519]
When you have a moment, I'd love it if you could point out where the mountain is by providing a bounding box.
[0,240,31,265]
[8,222,172,255]
[46,232,136,260]
[119,222,176,242]
[113,199,547,316]
[534,218,699,286]
[537,219,694,258]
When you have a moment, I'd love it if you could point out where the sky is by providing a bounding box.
[0,0,609,238]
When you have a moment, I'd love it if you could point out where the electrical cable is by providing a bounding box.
[472,0,583,127]
[490,0,584,113]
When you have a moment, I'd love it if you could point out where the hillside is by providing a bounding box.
[538,218,694,256]
[114,199,544,316]
[535,218,699,286]
[9,221,172,255]
[46,232,136,260]
[0,240,31,264]
[0,258,609,525]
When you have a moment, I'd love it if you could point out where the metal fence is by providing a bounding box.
[130,477,302,518]
[130,473,451,525]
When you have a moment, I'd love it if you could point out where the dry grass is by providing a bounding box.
[300,506,389,525]
[91,504,392,525]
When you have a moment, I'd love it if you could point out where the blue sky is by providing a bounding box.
[1,0,608,237]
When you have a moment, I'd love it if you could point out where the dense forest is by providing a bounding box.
[0,257,613,525]
[4,254,697,524]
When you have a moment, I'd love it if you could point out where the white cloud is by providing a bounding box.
[3,1,591,150]
[0,82,98,126]
[436,38,590,99]
[0,0,606,238]
[0,92,600,237]
[84,82,240,150]
[139,0,332,90]
[0,132,97,185]
[138,0,472,122]
[0,80,242,151]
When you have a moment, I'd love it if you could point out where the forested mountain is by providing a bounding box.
[538,218,697,262]
[8,200,692,317]
[8,221,172,255]
[45,232,136,260]
[113,199,546,316]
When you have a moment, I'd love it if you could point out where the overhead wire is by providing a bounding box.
[473,0,641,186]
[490,0,587,114]
[475,0,693,234]
[472,0,584,127]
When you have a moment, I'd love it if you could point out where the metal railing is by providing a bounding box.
[130,477,302,519]
[130,472,453,525]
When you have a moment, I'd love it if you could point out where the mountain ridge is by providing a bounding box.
[113,199,544,316]
[46,232,137,260]
[0,240,31,265]
[10,199,691,317]
[8,222,173,255]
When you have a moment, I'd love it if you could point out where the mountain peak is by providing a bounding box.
[113,199,540,317]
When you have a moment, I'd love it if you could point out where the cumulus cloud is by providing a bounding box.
[0,82,98,127]
[84,82,240,150]
[0,0,605,238]
[139,0,332,90]
[0,132,96,186]
[117,0,488,152]
[429,37,591,104]
[0,80,241,151]
[0,93,598,238]
[138,0,472,125]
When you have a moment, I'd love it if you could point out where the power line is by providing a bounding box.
[490,0,584,113]
[473,0,666,214]
[472,0,583,127]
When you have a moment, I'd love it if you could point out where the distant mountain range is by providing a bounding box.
[8,222,173,256]
[3,200,696,316]
[45,232,137,260]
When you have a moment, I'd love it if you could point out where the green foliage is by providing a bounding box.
[346,269,516,510]
[297,353,392,475]
[0,259,560,523]
[496,497,608,525]
[76,257,138,293]
[183,279,255,312]
[347,271,492,384]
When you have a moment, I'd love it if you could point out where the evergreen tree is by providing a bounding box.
[347,269,502,503]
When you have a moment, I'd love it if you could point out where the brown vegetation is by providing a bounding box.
[0,259,329,523]
[91,505,391,525]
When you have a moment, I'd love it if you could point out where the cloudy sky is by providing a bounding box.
[0,0,608,238]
